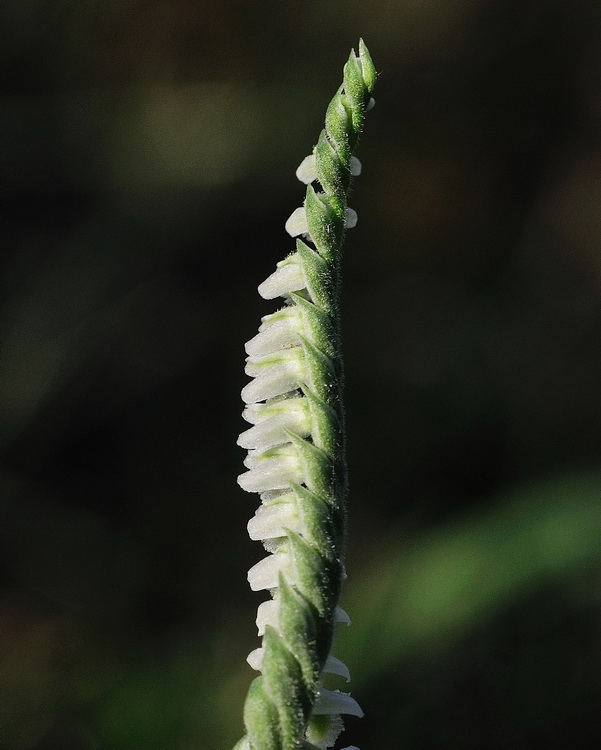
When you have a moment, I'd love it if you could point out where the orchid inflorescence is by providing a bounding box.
[234,40,376,750]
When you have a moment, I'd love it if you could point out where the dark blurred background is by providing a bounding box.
[2,1,601,748]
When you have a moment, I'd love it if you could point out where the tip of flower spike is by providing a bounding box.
[358,38,377,92]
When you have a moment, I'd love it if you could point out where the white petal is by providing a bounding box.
[248,500,301,540]
[349,156,362,176]
[313,689,364,718]
[238,451,303,493]
[296,154,317,184]
[245,345,303,376]
[259,305,299,330]
[367,97,375,110]
[238,403,311,451]
[256,599,279,635]
[285,207,309,237]
[260,489,295,505]
[246,647,263,671]
[344,208,358,229]
[247,552,291,591]
[245,347,301,378]
[334,607,351,625]
[241,357,304,404]
[238,413,303,451]
[245,318,302,358]
[258,258,305,299]
[323,655,351,681]
[242,395,307,426]
[243,443,298,469]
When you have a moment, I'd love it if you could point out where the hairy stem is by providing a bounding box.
[235,40,377,750]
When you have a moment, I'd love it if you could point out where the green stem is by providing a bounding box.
[236,39,377,750]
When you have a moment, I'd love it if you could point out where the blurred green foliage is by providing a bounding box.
[2,1,601,749]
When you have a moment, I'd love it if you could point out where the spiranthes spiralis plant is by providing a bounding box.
[235,40,377,750]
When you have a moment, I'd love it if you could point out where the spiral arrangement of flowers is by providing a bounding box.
[235,40,376,750]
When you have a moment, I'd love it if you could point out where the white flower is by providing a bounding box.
[255,598,279,635]
[285,204,357,240]
[246,648,263,671]
[238,444,304,493]
[240,349,305,404]
[245,306,304,356]
[296,154,318,184]
[247,495,302,541]
[296,154,362,184]
[285,206,310,237]
[323,655,351,681]
[350,156,362,177]
[258,254,305,299]
[247,550,293,591]
[313,688,364,718]
[345,207,358,228]
[238,404,311,452]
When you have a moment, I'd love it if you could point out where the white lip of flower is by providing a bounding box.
[247,550,294,591]
[334,606,351,625]
[245,306,304,356]
[247,496,301,541]
[258,255,306,299]
[238,445,304,493]
[285,206,310,238]
[345,207,358,229]
[240,349,305,404]
[238,401,311,452]
[313,688,364,718]
[285,205,358,238]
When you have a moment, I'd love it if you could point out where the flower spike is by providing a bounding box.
[235,40,377,750]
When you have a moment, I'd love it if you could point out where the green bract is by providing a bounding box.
[236,39,376,750]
